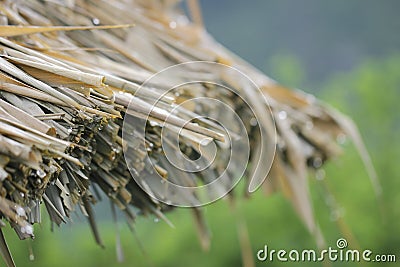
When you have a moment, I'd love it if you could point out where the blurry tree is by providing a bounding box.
[319,54,400,256]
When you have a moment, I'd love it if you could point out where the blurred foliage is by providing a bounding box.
[4,53,399,266]
[319,54,400,255]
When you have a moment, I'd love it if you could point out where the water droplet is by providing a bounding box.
[306,121,314,130]
[169,21,177,29]
[36,169,46,178]
[149,121,160,127]
[0,14,8,26]
[330,211,339,221]
[316,169,325,180]
[330,208,344,221]
[21,225,33,235]
[49,165,58,174]
[336,133,347,145]
[306,94,316,103]
[250,117,258,126]
[16,206,26,217]
[312,157,323,168]
[92,18,100,25]
[200,138,209,146]
[325,195,335,206]
[278,111,287,120]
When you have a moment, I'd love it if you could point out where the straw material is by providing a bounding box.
[0,1,378,266]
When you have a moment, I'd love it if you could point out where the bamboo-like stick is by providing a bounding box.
[0,83,67,106]
[115,92,225,141]
[0,24,134,37]
[0,99,55,135]
[0,57,81,109]
[5,55,105,87]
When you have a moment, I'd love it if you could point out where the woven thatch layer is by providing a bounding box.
[0,1,378,266]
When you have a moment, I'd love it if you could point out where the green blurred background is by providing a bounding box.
[5,1,400,266]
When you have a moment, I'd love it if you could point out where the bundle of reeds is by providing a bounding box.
[0,1,378,266]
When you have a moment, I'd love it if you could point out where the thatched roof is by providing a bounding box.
[0,1,378,266]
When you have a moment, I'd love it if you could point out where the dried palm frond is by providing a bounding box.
[0,1,378,266]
